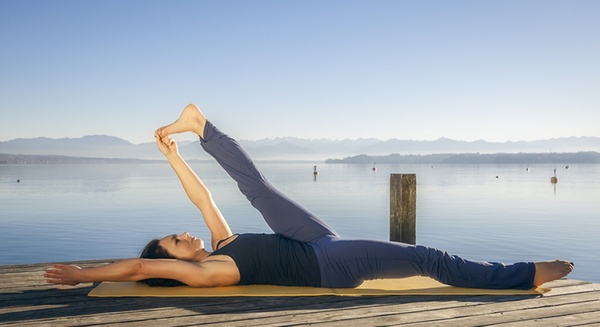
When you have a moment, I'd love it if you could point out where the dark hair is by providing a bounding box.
[138,238,186,287]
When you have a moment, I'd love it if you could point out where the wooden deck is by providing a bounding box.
[1,260,599,326]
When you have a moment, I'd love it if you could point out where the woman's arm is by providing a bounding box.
[44,259,146,286]
[44,258,239,287]
[155,134,233,250]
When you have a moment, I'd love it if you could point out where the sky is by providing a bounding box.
[1,0,599,144]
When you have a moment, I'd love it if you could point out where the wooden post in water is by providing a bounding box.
[390,173,416,244]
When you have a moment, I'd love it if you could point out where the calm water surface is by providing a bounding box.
[1,162,599,283]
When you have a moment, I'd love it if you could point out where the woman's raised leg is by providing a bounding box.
[157,104,339,242]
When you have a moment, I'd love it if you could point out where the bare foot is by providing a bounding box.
[156,104,207,138]
[533,260,574,287]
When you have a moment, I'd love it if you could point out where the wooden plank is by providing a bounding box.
[221,283,600,327]
[3,290,599,327]
[1,261,599,327]
[57,297,461,327]
[496,310,600,326]
[402,293,600,326]
[279,292,600,326]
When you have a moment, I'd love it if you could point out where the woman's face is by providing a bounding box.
[158,232,204,261]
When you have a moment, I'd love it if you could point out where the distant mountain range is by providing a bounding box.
[1,135,599,162]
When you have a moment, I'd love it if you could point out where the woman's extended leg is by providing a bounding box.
[314,238,573,289]
[157,104,338,242]
[318,238,535,288]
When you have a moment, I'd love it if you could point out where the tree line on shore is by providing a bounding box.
[325,152,600,164]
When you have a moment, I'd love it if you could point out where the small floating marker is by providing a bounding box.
[17,179,20,183]
[313,165,318,176]
[372,162,377,172]
[551,168,558,184]
[526,166,530,172]
[496,176,499,179]
[565,165,570,169]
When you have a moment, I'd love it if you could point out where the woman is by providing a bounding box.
[45,104,573,289]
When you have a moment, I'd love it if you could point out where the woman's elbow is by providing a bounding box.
[129,258,148,280]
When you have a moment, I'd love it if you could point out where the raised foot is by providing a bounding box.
[533,260,574,287]
[156,104,207,138]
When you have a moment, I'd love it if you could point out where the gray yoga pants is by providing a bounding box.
[200,120,535,289]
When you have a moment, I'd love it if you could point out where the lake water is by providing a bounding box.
[1,162,599,283]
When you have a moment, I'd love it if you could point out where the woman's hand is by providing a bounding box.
[44,264,84,286]
[154,133,179,157]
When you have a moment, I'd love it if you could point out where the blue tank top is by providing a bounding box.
[210,233,321,286]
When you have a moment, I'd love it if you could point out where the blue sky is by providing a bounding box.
[1,0,598,144]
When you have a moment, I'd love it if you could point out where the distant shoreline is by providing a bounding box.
[2,152,600,165]
[0,153,165,165]
[0,153,316,165]
[326,152,600,164]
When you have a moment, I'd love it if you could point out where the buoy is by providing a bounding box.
[313,165,318,176]
[372,162,377,172]
[526,166,530,172]
[551,168,558,184]
[17,179,20,183]
[565,165,570,169]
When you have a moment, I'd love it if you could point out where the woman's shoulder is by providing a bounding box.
[215,233,240,250]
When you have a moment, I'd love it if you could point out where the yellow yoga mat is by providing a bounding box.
[88,276,549,297]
